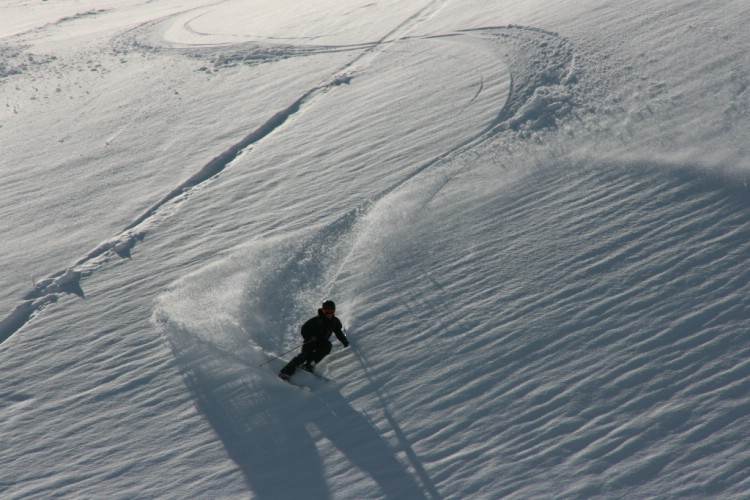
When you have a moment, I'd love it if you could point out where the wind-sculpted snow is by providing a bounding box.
[1,9,581,346]
[1,12,522,344]
[153,17,750,494]
[335,156,750,497]
[156,147,750,498]
[3,0,750,498]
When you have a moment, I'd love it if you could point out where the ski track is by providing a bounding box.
[4,1,750,497]
[156,154,750,497]
[0,2,436,344]
[0,11,570,345]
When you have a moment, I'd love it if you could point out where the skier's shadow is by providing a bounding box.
[166,330,432,499]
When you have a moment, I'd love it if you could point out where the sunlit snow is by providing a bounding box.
[2,0,750,498]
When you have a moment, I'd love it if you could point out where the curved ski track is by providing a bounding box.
[0,4,579,345]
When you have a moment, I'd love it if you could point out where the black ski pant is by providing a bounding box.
[280,340,332,376]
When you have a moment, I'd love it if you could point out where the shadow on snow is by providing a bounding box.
[163,325,430,499]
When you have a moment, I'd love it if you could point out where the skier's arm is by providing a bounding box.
[333,319,349,347]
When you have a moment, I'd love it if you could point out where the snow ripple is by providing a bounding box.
[1,13,525,345]
[0,22,575,344]
[342,157,750,497]
[0,61,355,345]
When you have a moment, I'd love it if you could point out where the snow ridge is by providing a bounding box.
[0,22,576,345]
[4,1,750,497]
[0,69,352,345]
[0,2,494,345]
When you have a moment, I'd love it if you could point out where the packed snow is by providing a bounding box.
[2,0,750,498]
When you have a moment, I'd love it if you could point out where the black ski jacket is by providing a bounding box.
[301,309,347,346]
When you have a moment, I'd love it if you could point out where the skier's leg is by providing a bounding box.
[280,351,308,376]
[310,341,332,364]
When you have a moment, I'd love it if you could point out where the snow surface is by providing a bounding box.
[2,0,750,498]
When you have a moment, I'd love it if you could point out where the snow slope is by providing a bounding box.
[2,0,750,498]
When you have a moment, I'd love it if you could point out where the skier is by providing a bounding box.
[279,300,349,381]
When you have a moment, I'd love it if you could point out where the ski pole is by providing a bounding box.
[259,341,306,367]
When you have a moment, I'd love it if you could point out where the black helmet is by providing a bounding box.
[322,300,336,311]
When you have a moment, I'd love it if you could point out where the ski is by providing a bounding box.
[278,367,333,384]
[270,357,334,390]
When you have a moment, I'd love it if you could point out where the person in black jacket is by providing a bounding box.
[279,300,349,381]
